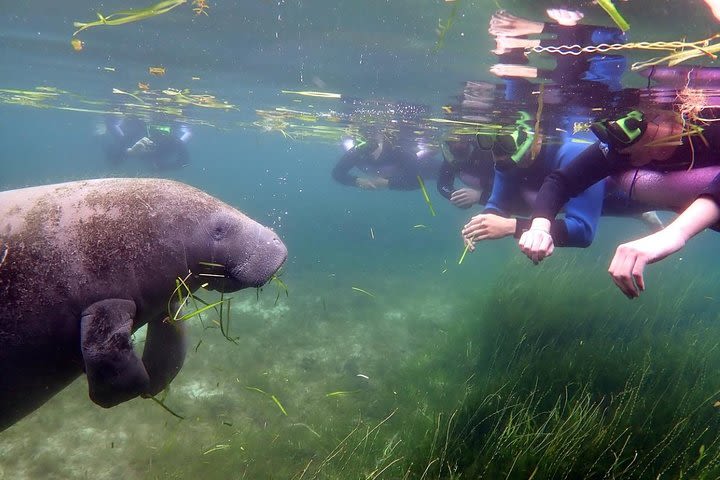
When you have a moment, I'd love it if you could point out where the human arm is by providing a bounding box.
[436,158,456,200]
[609,196,720,298]
[450,188,483,209]
[471,177,602,255]
[462,213,517,250]
[520,143,617,262]
[461,167,518,249]
[331,149,362,187]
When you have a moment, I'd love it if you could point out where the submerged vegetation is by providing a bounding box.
[286,257,720,479]
[4,257,720,479]
[406,259,720,479]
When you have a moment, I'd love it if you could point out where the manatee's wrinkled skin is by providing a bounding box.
[0,178,287,431]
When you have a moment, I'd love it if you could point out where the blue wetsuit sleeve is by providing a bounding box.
[482,168,515,216]
[556,178,605,247]
[332,150,360,186]
[436,159,455,200]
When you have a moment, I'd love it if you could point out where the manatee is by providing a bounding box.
[0,178,287,431]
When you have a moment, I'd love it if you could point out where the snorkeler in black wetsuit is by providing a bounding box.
[436,139,495,208]
[332,140,429,190]
[102,116,191,171]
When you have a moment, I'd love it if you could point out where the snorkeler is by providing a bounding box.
[332,138,437,191]
[460,114,663,252]
[436,138,495,209]
[520,107,720,297]
[102,115,191,171]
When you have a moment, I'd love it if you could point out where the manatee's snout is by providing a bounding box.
[231,224,287,288]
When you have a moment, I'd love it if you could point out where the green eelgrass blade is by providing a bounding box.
[176,299,227,322]
[149,395,185,420]
[351,286,375,297]
[271,395,288,416]
[417,176,436,217]
[596,0,630,31]
[326,390,360,398]
[246,387,288,415]
[458,243,470,265]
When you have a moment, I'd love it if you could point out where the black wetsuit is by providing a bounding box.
[137,133,190,171]
[532,124,720,222]
[436,146,494,204]
[102,117,190,171]
[332,143,425,190]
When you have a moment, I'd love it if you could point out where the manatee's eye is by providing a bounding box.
[205,212,240,242]
[211,222,228,241]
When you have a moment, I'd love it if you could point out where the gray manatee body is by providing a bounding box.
[0,178,287,431]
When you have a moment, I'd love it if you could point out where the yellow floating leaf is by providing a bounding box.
[149,66,166,76]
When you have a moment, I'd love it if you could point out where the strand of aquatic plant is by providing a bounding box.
[281,90,342,99]
[596,0,630,31]
[417,176,436,217]
[245,386,288,416]
[325,390,360,398]
[271,273,289,306]
[351,286,375,297]
[73,0,188,36]
[458,243,470,265]
[168,273,227,323]
[149,395,185,420]
[434,0,460,51]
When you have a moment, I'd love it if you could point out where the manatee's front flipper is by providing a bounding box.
[142,318,187,396]
[80,299,149,408]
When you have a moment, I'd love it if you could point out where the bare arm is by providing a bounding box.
[609,197,720,298]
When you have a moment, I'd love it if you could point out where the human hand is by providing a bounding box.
[450,188,483,209]
[489,10,544,37]
[461,213,516,251]
[126,137,155,155]
[490,64,538,78]
[492,36,540,55]
[546,8,584,26]
[608,229,686,298]
[518,218,554,264]
[704,0,720,22]
[356,177,389,190]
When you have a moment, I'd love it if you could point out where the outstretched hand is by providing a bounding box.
[608,229,686,299]
[450,188,482,209]
[461,213,516,251]
[126,137,155,156]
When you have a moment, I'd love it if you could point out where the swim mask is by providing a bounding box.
[476,127,533,165]
[590,110,646,149]
[148,124,172,136]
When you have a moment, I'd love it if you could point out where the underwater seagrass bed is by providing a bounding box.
[3,253,720,479]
